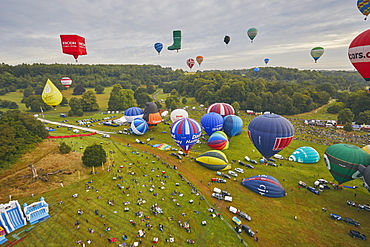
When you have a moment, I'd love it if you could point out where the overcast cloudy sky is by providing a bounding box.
[0,0,368,71]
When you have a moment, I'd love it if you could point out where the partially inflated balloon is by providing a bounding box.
[311,47,324,63]
[125,107,144,123]
[42,79,63,107]
[241,175,286,198]
[131,118,148,135]
[143,102,162,127]
[289,146,320,163]
[206,103,234,117]
[170,109,188,123]
[195,150,231,171]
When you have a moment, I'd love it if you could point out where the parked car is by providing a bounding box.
[228,171,238,177]
[349,230,366,240]
[267,162,277,167]
[232,216,242,226]
[235,168,244,173]
[250,160,258,164]
[211,193,223,200]
[344,217,360,227]
[298,181,307,187]
[245,163,255,169]
[241,224,255,237]
[227,206,238,214]
[330,213,342,221]
[347,200,356,207]
[224,196,233,202]
[238,161,246,166]
[222,191,231,197]
[244,156,251,162]
[238,211,251,221]
[307,186,320,195]
[222,174,231,179]
[170,153,182,160]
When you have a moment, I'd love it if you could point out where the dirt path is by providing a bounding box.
[294,98,336,118]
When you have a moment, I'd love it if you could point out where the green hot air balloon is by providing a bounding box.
[324,144,370,184]
[247,28,258,43]
[311,47,324,63]
[195,150,231,171]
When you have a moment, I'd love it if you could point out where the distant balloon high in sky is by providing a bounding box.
[264,58,269,64]
[60,77,72,89]
[349,29,370,81]
[42,79,63,108]
[310,47,324,63]
[196,56,204,66]
[187,58,195,69]
[168,30,181,52]
[224,35,230,45]
[358,0,370,20]
[154,43,163,54]
[247,28,258,43]
[60,34,87,62]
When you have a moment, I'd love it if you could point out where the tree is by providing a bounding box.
[68,97,83,116]
[165,95,180,110]
[82,144,106,167]
[108,84,123,111]
[147,85,156,94]
[136,92,151,108]
[337,108,354,125]
[59,142,72,154]
[73,84,86,95]
[327,102,345,114]
[95,85,105,94]
[344,122,353,132]
[23,85,34,98]
[182,97,187,104]
[356,110,370,124]
[81,91,99,112]
[231,101,240,114]
[8,102,18,109]
[23,95,52,112]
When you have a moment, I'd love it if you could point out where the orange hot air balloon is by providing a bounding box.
[196,56,204,66]
[60,34,87,62]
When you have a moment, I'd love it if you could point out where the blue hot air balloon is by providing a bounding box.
[289,146,320,164]
[154,43,163,54]
[208,131,229,150]
[171,118,202,154]
[131,118,148,135]
[241,175,286,198]
[248,114,294,158]
[254,67,260,72]
[124,107,144,123]
[223,115,243,139]
[264,58,269,65]
[200,112,224,136]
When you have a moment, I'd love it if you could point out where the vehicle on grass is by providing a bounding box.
[267,162,277,167]
[238,211,251,221]
[344,217,360,227]
[227,206,238,214]
[330,213,342,221]
[212,193,223,200]
[232,216,242,226]
[349,230,366,240]
[170,153,182,160]
[347,200,356,207]
[228,171,238,177]
[239,161,246,166]
[298,181,307,187]
[224,196,233,202]
[222,191,231,197]
[241,224,255,237]
[235,168,244,173]
[273,154,283,159]
[222,174,231,179]
[250,160,258,165]
[244,156,251,162]
[307,186,320,195]
[213,187,221,193]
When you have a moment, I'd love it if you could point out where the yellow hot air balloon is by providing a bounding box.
[42,79,63,108]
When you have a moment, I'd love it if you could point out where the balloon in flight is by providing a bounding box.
[264,58,269,64]
[154,43,163,54]
[187,59,195,69]
[42,79,63,108]
[60,34,87,62]
[196,56,204,66]
[349,29,370,81]
[224,35,231,45]
[357,0,370,20]
[247,28,258,43]
[310,47,324,63]
[60,77,72,89]
[168,30,181,52]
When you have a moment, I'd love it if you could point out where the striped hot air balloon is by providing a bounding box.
[170,118,201,154]
[195,150,231,171]
[131,118,148,135]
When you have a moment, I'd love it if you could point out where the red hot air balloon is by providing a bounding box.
[187,59,195,69]
[206,103,235,117]
[60,34,87,62]
[196,56,204,66]
[61,77,72,89]
[349,29,370,81]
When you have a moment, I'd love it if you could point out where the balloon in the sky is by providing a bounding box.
[223,115,243,138]
[358,0,370,20]
[60,77,72,89]
[154,43,163,54]
[241,175,286,198]
[310,47,324,63]
[187,59,195,69]
[143,102,162,127]
[248,114,294,158]
[247,28,258,43]
[206,103,235,117]
[124,107,144,123]
[168,30,181,52]
[171,118,201,154]
[207,131,229,150]
[195,150,231,171]
[224,35,230,45]
[131,118,148,135]
[324,144,370,184]
[41,79,63,108]
[60,34,87,62]
[170,109,188,123]
[196,56,204,66]
[200,112,224,136]
[349,29,370,81]
[254,67,260,72]
[264,58,269,65]
[289,146,320,164]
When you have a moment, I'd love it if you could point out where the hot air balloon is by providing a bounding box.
[131,118,149,135]
[254,67,260,72]
[324,144,370,184]
[124,107,144,123]
[196,56,204,66]
[289,146,320,164]
[200,112,224,136]
[264,58,269,65]
[349,29,370,81]
[358,164,370,192]
[168,30,181,52]
[143,102,162,128]
[170,118,201,154]
[195,150,231,171]
[241,175,286,198]
[170,109,188,123]
[42,79,63,108]
[207,131,229,150]
[206,103,235,117]
[223,115,243,139]
[60,77,72,89]
[224,35,230,45]
[358,0,370,20]
[60,34,87,62]
[187,59,195,69]
[311,47,324,63]
[247,28,258,43]
[154,43,163,54]
[248,114,294,158]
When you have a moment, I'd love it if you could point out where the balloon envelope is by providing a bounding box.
[311,47,324,63]
[196,56,204,66]
[143,102,162,127]
[223,115,243,138]
[206,103,235,117]
[170,109,188,123]
[60,77,72,89]
[131,118,148,135]
[248,114,294,158]
[154,43,163,54]
[60,34,87,61]
[171,118,201,154]
[200,112,224,136]
[254,67,260,72]
[125,107,144,123]
[187,59,195,69]
[324,144,370,184]
[42,79,63,107]
[195,150,231,171]
[289,146,320,163]
[264,58,269,64]
[207,131,229,150]
[349,29,370,81]
[224,35,230,45]
[241,175,286,198]
[358,0,370,19]
[247,28,258,42]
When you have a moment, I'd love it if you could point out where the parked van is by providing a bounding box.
[213,187,221,193]
[228,206,238,214]
[224,196,233,202]
[102,134,110,138]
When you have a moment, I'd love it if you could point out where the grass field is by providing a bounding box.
[1,92,370,247]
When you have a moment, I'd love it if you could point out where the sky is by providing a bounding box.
[1,0,369,71]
